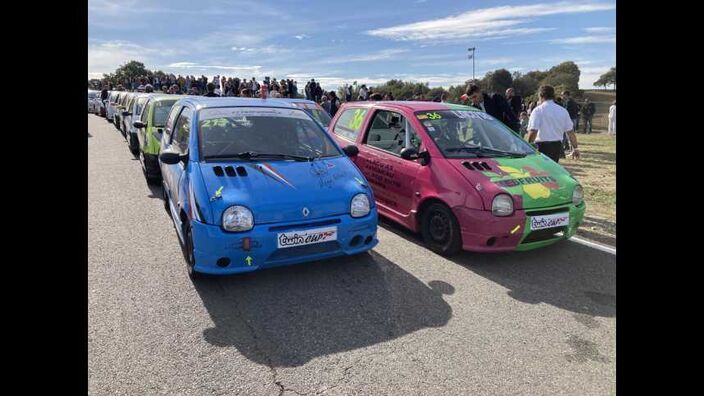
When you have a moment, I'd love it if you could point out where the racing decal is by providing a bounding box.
[245,256,253,266]
[496,166,555,199]
[510,224,521,234]
[426,112,442,120]
[210,186,224,201]
[255,162,296,188]
[348,109,366,130]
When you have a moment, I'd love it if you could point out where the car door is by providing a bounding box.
[357,108,423,217]
[137,99,151,150]
[161,105,184,201]
[164,106,193,216]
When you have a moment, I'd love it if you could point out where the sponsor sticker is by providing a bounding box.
[530,213,569,231]
[277,226,338,249]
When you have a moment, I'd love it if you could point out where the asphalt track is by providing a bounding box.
[88,114,616,395]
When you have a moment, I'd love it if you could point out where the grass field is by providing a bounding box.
[560,132,616,244]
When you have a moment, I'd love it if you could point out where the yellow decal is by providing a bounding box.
[348,109,366,130]
[498,166,551,199]
[245,256,253,266]
[510,225,521,234]
[416,114,428,120]
[426,112,442,120]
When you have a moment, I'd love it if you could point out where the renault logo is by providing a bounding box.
[302,207,310,217]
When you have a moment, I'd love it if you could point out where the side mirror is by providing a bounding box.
[342,145,359,157]
[400,147,419,160]
[419,150,430,166]
[160,148,187,165]
[133,121,145,129]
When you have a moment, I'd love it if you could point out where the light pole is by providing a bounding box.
[468,47,476,81]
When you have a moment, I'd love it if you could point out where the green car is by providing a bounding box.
[132,95,178,183]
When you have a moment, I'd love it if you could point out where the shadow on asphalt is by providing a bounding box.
[378,217,615,318]
[146,181,162,199]
[193,250,454,367]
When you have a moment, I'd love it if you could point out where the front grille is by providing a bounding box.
[526,208,569,216]
[268,218,341,232]
[267,241,340,261]
[521,226,565,244]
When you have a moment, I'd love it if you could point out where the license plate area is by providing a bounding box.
[530,212,569,230]
[277,226,338,249]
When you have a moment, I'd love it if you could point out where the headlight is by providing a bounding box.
[222,205,254,232]
[492,194,514,217]
[572,185,584,205]
[351,193,371,218]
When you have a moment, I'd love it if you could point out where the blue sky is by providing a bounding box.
[88,0,615,89]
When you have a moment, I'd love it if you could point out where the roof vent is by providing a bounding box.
[213,166,224,176]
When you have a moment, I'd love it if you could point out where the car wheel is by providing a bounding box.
[183,224,202,280]
[162,185,171,216]
[129,135,140,157]
[420,202,462,256]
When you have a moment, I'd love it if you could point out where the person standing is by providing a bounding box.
[203,82,219,97]
[465,83,520,133]
[328,91,341,116]
[608,101,616,136]
[359,84,368,101]
[526,85,580,163]
[581,98,596,134]
[505,88,522,119]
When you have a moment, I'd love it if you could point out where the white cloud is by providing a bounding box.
[87,40,166,78]
[323,48,410,64]
[231,45,290,54]
[584,26,615,33]
[294,34,309,40]
[552,35,615,44]
[366,1,615,42]
[166,62,263,72]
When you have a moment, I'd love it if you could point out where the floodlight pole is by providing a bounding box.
[468,47,476,81]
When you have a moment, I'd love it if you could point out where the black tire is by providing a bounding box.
[129,135,140,157]
[183,224,202,280]
[162,184,171,216]
[420,202,463,256]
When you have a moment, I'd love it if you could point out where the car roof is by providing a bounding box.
[175,96,318,109]
[338,100,478,112]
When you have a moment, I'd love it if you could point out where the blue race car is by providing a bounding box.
[159,97,378,279]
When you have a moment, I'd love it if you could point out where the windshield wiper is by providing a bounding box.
[445,145,526,158]
[204,151,314,161]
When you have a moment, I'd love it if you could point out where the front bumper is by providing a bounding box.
[453,202,585,252]
[190,210,378,275]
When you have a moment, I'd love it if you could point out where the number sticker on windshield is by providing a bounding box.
[426,112,442,120]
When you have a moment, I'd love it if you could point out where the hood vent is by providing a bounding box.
[462,161,492,171]
[212,165,248,177]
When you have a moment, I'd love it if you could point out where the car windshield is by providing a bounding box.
[152,99,177,127]
[291,102,331,128]
[416,110,535,158]
[198,107,341,160]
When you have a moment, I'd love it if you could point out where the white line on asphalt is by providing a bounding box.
[570,236,616,255]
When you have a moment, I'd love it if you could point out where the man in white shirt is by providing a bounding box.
[527,85,580,163]
[608,101,616,135]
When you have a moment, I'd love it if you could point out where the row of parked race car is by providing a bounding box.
[88,89,585,280]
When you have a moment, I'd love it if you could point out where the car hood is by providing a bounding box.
[198,156,370,224]
[446,153,578,210]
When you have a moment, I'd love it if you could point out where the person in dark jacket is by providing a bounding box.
[581,98,596,134]
[465,83,520,133]
[203,82,219,97]
[328,91,341,117]
[505,88,523,119]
